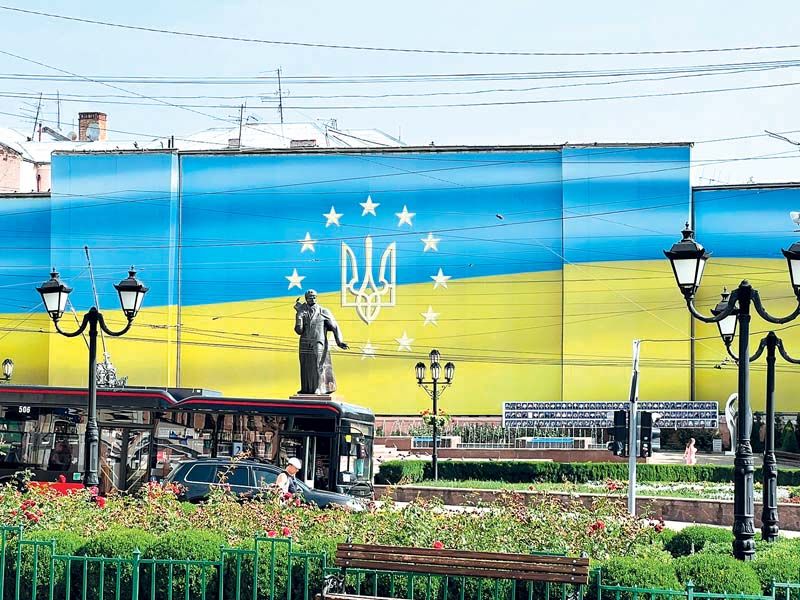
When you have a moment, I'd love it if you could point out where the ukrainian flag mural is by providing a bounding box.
[8,144,797,414]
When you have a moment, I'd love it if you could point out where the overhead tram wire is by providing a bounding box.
[0,49,295,145]
[1,323,796,373]
[5,58,800,84]
[2,5,800,57]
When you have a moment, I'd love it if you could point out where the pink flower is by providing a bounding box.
[266,530,277,538]
[95,496,106,509]
[57,475,67,484]
[281,526,291,537]
[294,497,301,507]
[283,492,293,500]
[88,486,99,497]
[432,541,444,549]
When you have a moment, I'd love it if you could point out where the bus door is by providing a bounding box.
[277,434,333,490]
[99,426,152,493]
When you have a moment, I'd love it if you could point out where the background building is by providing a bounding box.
[2,144,800,415]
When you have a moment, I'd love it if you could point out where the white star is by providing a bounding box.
[395,331,414,352]
[360,195,380,216]
[431,268,452,289]
[395,205,416,227]
[421,306,439,326]
[299,232,317,253]
[361,341,377,360]
[323,206,343,227]
[421,232,441,252]
[285,269,305,290]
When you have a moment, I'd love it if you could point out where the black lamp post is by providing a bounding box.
[36,268,148,488]
[712,288,800,543]
[415,349,455,481]
[665,225,800,560]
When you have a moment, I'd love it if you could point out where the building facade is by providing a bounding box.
[2,145,800,415]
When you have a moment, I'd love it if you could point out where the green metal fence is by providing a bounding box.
[0,526,797,600]
[594,570,800,600]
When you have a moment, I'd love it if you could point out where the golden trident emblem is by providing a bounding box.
[341,235,396,324]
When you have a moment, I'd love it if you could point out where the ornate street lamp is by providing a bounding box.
[1,359,12,381]
[665,226,800,561]
[414,350,456,481]
[712,288,738,345]
[36,267,148,488]
[664,223,710,300]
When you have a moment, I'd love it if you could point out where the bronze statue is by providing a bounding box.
[294,290,348,394]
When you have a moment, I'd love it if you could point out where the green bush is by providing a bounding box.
[3,529,86,600]
[142,530,226,600]
[751,543,800,591]
[665,526,733,557]
[674,554,761,595]
[656,528,677,550]
[375,460,800,486]
[72,528,157,600]
[600,557,681,600]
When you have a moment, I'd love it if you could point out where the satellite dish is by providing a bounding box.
[68,131,77,141]
[86,122,100,142]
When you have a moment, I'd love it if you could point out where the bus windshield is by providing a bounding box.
[337,421,374,486]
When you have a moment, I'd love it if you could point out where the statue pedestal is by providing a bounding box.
[289,394,344,402]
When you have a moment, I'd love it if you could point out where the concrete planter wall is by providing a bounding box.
[374,485,800,531]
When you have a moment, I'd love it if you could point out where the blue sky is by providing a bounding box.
[1,1,800,184]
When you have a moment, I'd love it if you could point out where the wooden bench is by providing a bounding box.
[323,543,591,600]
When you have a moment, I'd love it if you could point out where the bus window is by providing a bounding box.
[0,407,82,477]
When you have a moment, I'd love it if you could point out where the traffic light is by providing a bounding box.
[639,411,653,458]
[610,409,628,456]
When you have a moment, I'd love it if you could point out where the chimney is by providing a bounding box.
[78,112,108,141]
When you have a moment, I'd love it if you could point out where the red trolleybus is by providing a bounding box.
[0,386,374,498]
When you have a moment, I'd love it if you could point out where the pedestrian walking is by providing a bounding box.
[683,437,697,465]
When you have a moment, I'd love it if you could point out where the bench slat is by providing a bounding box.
[337,544,588,567]
[334,559,587,584]
[336,551,588,577]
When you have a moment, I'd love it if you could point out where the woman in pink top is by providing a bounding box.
[683,437,697,465]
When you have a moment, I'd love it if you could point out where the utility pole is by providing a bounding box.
[237,102,245,147]
[627,339,642,515]
[277,67,285,125]
[31,92,42,140]
[56,90,61,132]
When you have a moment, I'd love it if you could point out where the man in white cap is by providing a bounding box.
[276,457,302,495]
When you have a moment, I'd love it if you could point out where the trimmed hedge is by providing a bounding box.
[142,530,226,600]
[3,529,86,600]
[751,542,800,593]
[674,554,762,595]
[665,526,733,557]
[73,527,158,600]
[600,557,681,600]
[376,460,800,486]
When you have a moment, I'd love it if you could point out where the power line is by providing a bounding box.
[2,5,800,57]
[268,80,800,110]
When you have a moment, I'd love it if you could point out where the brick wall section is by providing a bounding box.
[0,147,22,193]
[375,485,800,530]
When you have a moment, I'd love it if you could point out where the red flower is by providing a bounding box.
[95,496,106,509]
[654,523,665,533]
[587,520,606,534]
[294,497,301,507]
[57,475,67,484]
[23,511,38,523]
[281,526,291,537]
[267,530,277,538]
[432,541,444,549]
[283,492,293,500]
